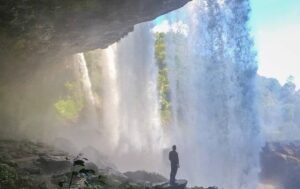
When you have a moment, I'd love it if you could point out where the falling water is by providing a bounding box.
[101,45,121,151]
[76,53,96,105]
[72,0,262,188]
[100,23,168,173]
[75,53,98,128]
[163,0,262,188]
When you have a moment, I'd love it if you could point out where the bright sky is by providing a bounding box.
[249,0,300,89]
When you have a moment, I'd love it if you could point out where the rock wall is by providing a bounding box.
[0,0,190,138]
[260,141,300,189]
[0,0,190,57]
[0,0,190,83]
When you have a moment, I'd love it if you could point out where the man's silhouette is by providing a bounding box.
[169,145,179,185]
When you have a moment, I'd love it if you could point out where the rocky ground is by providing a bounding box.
[0,139,153,189]
[0,140,205,189]
[2,139,300,189]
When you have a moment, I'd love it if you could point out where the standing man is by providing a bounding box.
[169,145,179,185]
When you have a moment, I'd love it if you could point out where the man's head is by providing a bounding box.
[172,145,176,151]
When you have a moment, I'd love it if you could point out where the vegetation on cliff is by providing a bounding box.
[155,33,172,125]
[54,82,84,121]
[258,76,300,140]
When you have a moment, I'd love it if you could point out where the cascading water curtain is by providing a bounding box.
[78,0,262,187]
[100,23,168,173]
[163,0,263,188]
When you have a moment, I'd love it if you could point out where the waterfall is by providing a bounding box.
[75,53,98,128]
[101,45,121,150]
[76,53,96,105]
[161,0,262,188]
[100,23,168,173]
[72,0,262,188]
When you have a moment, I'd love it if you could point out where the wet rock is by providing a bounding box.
[0,140,72,188]
[24,167,41,175]
[0,140,192,189]
[80,146,117,170]
[261,141,300,189]
[38,182,49,189]
[36,155,71,174]
[156,179,188,189]
[124,170,167,184]
[0,0,190,58]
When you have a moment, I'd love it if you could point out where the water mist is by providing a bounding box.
[53,0,262,188]
[99,24,168,173]
[163,0,262,188]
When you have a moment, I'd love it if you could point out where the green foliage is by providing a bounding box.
[54,82,84,121]
[258,76,300,140]
[155,33,167,65]
[0,163,17,188]
[0,163,35,189]
[155,33,172,125]
[54,97,84,121]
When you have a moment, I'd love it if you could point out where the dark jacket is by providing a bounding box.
[169,150,179,166]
